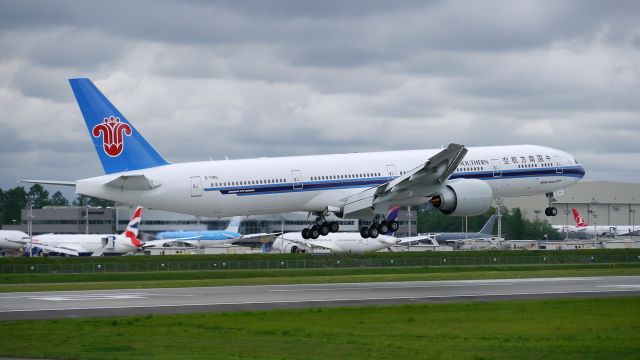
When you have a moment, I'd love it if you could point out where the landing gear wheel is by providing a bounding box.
[319,223,330,236]
[378,221,389,235]
[545,207,558,216]
[301,228,310,239]
[368,225,379,239]
[360,227,370,238]
[329,221,339,233]
[388,220,399,232]
[310,226,320,239]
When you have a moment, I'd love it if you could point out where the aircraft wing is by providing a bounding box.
[21,180,76,187]
[142,239,198,248]
[240,232,280,240]
[282,238,344,252]
[342,143,467,218]
[396,235,435,245]
[30,243,84,256]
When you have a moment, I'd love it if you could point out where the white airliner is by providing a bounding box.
[273,232,401,253]
[22,207,144,256]
[554,208,638,237]
[0,230,29,251]
[24,79,585,240]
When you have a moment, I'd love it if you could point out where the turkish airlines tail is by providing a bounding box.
[123,206,144,247]
[68,78,170,174]
[571,208,588,228]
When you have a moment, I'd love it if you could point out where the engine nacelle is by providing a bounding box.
[430,179,493,216]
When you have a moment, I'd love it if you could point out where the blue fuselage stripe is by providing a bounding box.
[203,166,585,196]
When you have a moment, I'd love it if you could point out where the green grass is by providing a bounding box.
[1,263,639,293]
[0,297,638,359]
[4,248,640,265]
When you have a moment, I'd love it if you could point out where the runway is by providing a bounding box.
[0,276,638,320]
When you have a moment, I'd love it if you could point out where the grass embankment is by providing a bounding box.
[0,297,638,359]
[1,263,639,293]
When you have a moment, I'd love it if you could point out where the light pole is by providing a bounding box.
[630,208,636,240]
[27,196,34,257]
[496,198,503,240]
[85,204,89,234]
[590,199,599,247]
[407,206,412,237]
[564,209,571,240]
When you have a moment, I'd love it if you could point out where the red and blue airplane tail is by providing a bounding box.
[69,78,170,174]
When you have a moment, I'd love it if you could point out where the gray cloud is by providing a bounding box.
[0,0,639,192]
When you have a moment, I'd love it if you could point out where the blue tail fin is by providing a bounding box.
[69,78,170,174]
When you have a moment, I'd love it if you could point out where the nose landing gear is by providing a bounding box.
[545,192,558,216]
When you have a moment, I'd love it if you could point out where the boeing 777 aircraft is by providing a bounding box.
[24,79,585,240]
[21,207,144,256]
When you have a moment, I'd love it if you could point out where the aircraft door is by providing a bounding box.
[553,155,563,174]
[491,159,502,177]
[291,170,303,190]
[190,176,203,197]
[386,164,397,177]
[101,235,115,249]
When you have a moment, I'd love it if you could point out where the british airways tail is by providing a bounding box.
[69,78,170,174]
[123,206,144,247]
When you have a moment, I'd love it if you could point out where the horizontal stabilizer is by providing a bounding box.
[105,175,161,191]
[21,180,76,187]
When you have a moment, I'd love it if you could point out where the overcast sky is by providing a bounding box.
[1,0,639,198]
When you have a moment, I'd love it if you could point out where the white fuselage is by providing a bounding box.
[77,145,584,218]
[0,231,29,250]
[555,225,639,237]
[32,234,137,255]
[273,233,398,253]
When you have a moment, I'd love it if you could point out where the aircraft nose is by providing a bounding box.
[576,165,586,179]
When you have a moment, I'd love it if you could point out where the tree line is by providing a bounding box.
[0,185,114,225]
[417,206,563,240]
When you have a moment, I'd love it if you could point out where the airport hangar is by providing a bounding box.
[503,181,640,228]
[3,181,638,239]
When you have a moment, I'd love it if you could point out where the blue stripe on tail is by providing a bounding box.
[69,78,170,174]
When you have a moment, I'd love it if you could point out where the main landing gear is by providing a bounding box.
[359,217,399,239]
[301,212,340,240]
[544,192,558,216]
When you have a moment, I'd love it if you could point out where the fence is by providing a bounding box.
[2,254,640,274]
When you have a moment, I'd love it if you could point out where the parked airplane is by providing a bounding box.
[0,230,29,251]
[24,79,585,240]
[554,208,639,237]
[421,214,498,243]
[143,216,271,248]
[21,207,144,256]
[272,206,406,253]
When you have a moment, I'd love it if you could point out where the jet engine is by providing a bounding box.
[430,179,493,216]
